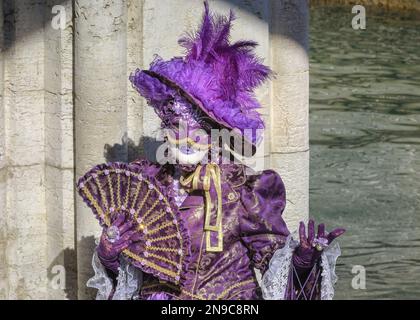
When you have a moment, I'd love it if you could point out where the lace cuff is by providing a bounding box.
[320,241,341,300]
[87,250,114,300]
[87,248,143,300]
[261,234,298,300]
[112,257,143,300]
[261,234,342,300]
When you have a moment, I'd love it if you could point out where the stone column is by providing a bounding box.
[0,0,48,299]
[269,0,310,231]
[44,0,75,299]
[74,0,128,299]
[0,0,7,299]
[126,0,144,161]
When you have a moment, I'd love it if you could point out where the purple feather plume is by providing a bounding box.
[130,0,272,144]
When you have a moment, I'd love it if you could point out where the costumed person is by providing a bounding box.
[77,1,345,300]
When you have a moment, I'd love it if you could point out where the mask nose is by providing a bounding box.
[167,120,210,150]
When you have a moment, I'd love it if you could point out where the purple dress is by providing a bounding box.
[126,159,303,300]
[81,158,340,300]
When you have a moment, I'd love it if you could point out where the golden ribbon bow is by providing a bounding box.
[180,163,223,252]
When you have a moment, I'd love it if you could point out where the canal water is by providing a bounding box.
[310,6,420,299]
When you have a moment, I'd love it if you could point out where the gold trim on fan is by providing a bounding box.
[94,176,109,211]
[106,174,115,208]
[147,221,175,235]
[123,175,131,208]
[80,186,110,226]
[79,167,187,284]
[130,181,143,211]
[144,210,167,228]
[123,249,180,281]
[140,198,160,221]
[116,174,121,208]
[134,189,151,220]
[146,246,179,253]
[147,252,180,267]
[148,233,178,243]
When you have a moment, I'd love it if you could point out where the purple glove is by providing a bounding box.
[97,213,141,274]
[293,219,345,270]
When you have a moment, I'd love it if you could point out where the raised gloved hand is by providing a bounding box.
[293,219,345,270]
[97,213,141,274]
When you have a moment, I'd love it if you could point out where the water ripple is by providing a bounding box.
[310,6,420,299]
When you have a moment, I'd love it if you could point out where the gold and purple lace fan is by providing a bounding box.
[77,162,189,285]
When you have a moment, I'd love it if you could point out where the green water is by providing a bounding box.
[310,6,420,299]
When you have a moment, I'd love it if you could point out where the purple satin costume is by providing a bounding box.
[117,158,322,300]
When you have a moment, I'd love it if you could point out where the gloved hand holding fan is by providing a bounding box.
[77,162,190,285]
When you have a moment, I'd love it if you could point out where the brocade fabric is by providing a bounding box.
[84,158,340,300]
[129,158,289,300]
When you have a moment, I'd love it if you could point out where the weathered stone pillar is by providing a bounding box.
[126,0,144,161]
[44,0,75,299]
[0,0,48,299]
[269,0,309,231]
[74,0,128,299]
[0,0,7,299]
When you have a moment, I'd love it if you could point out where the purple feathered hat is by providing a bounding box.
[129,1,272,147]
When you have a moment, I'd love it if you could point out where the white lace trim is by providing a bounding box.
[261,234,298,300]
[87,250,114,300]
[261,233,342,300]
[112,257,143,300]
[87,248,143,300]
[320,241,341,300]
